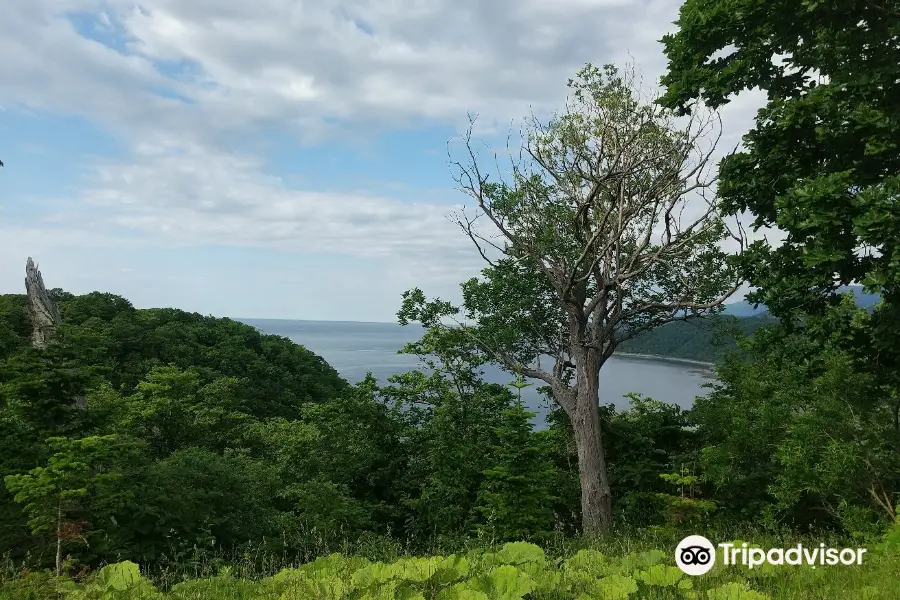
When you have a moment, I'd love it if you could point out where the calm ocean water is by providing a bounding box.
[240,319,713,428]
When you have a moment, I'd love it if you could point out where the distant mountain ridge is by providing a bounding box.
[722,284,880,317]
[619,285,881,363]
[618,314,774,363]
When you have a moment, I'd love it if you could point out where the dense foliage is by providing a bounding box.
[1,292,367,563]
[0,291,582,571]
[3,286,896,590]
[658,0,900,530]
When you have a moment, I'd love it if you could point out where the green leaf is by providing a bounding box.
[633,564,685,587]
[469,565,535,600]
[495,542,546,566]
[586,574,639,599]
[436,584,490,600]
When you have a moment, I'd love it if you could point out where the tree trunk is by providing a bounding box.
[571,349,613,535]
[55,502,63,577]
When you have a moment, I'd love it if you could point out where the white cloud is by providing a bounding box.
[0,0,769,317]
[0,0,743,141]
[70,143,476,264]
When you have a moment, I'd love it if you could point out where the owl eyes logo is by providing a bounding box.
[675,535,716,575]
[680,545,712,565]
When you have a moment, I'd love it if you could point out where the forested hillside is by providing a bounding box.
[721,285,881,317]
[0,291,372,563]
[2,287,898,599]
[618,315,775,362]
[1,291,348,418]
[620,284,881,363]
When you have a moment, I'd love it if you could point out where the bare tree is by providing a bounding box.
[25,257,63,348]
[24,258,87,414]
[405,63,745,534]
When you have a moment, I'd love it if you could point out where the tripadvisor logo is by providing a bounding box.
[675,536,868,576]
[675,535,716,576]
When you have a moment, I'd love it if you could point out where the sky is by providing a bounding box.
[0,0,766,322]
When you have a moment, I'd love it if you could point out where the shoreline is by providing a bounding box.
[614,352,716,370]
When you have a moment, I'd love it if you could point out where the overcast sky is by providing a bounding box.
[0,0,765,322]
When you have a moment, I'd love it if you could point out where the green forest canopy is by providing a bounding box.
[0,283,897,598]
[0,291,348,419]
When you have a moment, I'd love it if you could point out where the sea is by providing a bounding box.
[240,319,715,428]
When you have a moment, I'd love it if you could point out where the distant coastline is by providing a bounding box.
[614,351,715,371]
